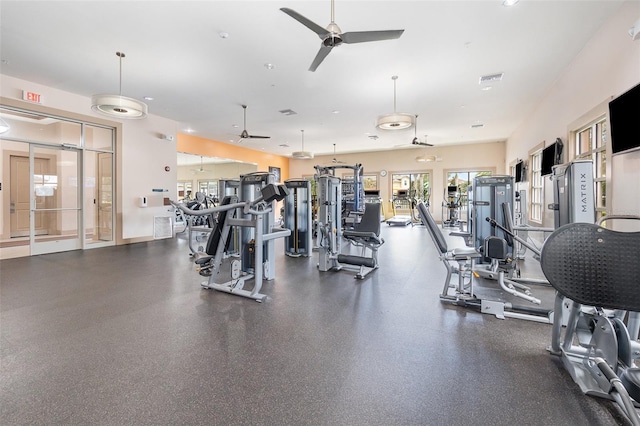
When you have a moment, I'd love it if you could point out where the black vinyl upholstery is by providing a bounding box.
[417,202,448,254]
[540,222,640,311]
[343,203,382,244]
[205,195,238,256]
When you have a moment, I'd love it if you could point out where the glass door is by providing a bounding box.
[30,144,82,255]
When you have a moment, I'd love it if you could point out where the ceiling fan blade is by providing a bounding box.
[280,8,329,38]
[247,135,271,139]
[309,45,333,72]
[341,29,404,44]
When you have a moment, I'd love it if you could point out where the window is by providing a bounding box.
[198,180,218,199]
[177,181,193,200]
[574,117,607,218]
[391,172,431,202]
[529,150,543,222]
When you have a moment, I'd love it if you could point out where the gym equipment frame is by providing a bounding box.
[417,202,551,322]
[541,216,640,425]
[172,183,291,302]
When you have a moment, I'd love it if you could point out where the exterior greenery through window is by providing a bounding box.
[391,172,431,202]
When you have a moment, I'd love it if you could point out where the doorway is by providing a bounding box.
[0,106,115,258]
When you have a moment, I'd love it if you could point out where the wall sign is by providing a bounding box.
[22,91,42,104]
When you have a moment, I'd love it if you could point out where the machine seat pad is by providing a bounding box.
[451,247,481,260]
[540,223,640,311]
[621,368,640,403]
[194,254,213,265]
[343,230,382,245]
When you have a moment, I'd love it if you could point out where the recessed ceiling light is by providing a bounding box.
[264,63,275,70]
[143,96,154,101]
[219,31,229,39]
[332,110,340,114]
[503,0,519,6]
[185,128,195,133]
[481,86,492,91]
[232,124,239,128]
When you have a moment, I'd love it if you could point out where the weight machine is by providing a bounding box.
[315,163,364,227]
[316,174,384,279]
[542,216,640,425]
[283,178,313,257]
[441,185,462,228]
[172,181,291,302]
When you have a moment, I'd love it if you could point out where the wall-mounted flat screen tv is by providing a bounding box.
[514,161,523,182]
[541,140,562,176]
[609,83,640,155]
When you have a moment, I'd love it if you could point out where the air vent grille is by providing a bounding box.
[279,109,297,116]
[479,73,504,84]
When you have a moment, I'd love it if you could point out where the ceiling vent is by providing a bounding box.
[471,123,484,129]
[479,73,504,84]
[279,109,297,116]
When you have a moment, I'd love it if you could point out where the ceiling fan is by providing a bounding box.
[280,0,404,72]
[190,156,210,174]
[411,115,433,146]
[237,104,270,141]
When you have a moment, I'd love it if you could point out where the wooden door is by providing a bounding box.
[10,155,49,237]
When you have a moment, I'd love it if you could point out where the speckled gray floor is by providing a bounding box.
[0,225,630,425]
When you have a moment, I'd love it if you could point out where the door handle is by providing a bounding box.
[10,201,15,214]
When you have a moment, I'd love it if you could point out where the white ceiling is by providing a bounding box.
[0,1,625,157]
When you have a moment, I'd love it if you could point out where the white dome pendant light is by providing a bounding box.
[291,129,314,159]
[91,52,148,119]
[376,75,414,130]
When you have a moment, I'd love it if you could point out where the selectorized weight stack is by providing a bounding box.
[283,179,313,257]
[472,175,514,262]
[240,172,277,279]
[316,174,342,272]
[218,178,239,198]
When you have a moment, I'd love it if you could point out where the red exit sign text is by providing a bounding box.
[23,91,42,103]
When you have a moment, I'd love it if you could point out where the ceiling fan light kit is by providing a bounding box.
[376,75,414,130]
[415,155,436,163]
[291,130,314,159]
[91,52,148,119]
[377,113,415,130]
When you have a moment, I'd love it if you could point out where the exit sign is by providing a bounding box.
[22,91,42,103]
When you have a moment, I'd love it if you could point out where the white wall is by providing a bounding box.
[506,0,640,224]
[0,74,178,241]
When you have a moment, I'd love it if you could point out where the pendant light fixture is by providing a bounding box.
[376,75,414,130]
[291,129,314,159]
[91,52,148,119]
